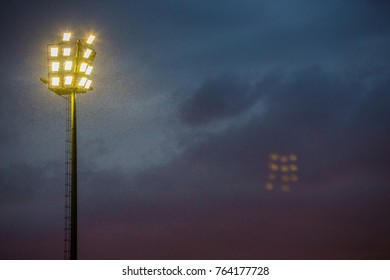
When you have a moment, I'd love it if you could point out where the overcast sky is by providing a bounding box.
[1,0,390,259]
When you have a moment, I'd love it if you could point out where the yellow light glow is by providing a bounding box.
[63,48,71,56]
[280,156,288,163]
[281,165,289,172]
[78,77,87,86]
[51,77,60,86]
[83,49,92,58]
[266,183,274,191]
[86,35,95,44]
[63,32,71,41]
[269,163,279,171]
[79,63,88,72]
[51,61,59,72]
[269,153,280,161]
[282,175,290,182]
[64,61,73,71]
[85,66,93,75]
[289,164,298,172]
[85,80,92,89]
[64,75,73,85]
[289,154,298,161]
[50,47,59,57]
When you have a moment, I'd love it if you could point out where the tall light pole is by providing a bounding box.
[41,32,97,260]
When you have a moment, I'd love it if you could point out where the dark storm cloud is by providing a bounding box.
[180,75,257,126]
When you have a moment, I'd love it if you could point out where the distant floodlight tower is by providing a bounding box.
[265,153,298,192]
[40,32,97,260]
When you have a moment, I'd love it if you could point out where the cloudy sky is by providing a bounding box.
[1,0,390,259]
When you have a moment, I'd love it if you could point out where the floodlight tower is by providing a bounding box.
[41,32,97,260]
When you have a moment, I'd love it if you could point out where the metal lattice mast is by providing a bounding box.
[64,95,72,259]
[70,91,78,260]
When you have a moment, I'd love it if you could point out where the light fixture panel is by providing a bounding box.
[83,49,92,58]
[63,48,71,56]
[85,80,92,89]
[79,62,88,72]
[78,77,88,86]
[86,35,95,44]
[51,77,60,86]
[50,47,59,57]
[63,32,71,41]
[64,75,73,86]
[64,61,73,71]
[85,66,93,75]
[51,61,60,72]
[45,33,96,95]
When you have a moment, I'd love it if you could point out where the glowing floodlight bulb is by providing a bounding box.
[64,75,73,85]
[51,77,60,86]
[269,163,279,171]
[281,165,289,172]
[78,77,87,86]
[64,61,73,71]
[269,153,280,161]
[84,80,92,89]
[265,183,274,191]
[63,32,71,41]
[83,49,92,58]
[85,66,93,75]
[63,48,71,56]
[79,62,88,72]
[51,61,60,72]
[289,164,298,172]
[280,156,289,163]
[50,47,59,57]
[86,35,95,44]
[289,154,298,161]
